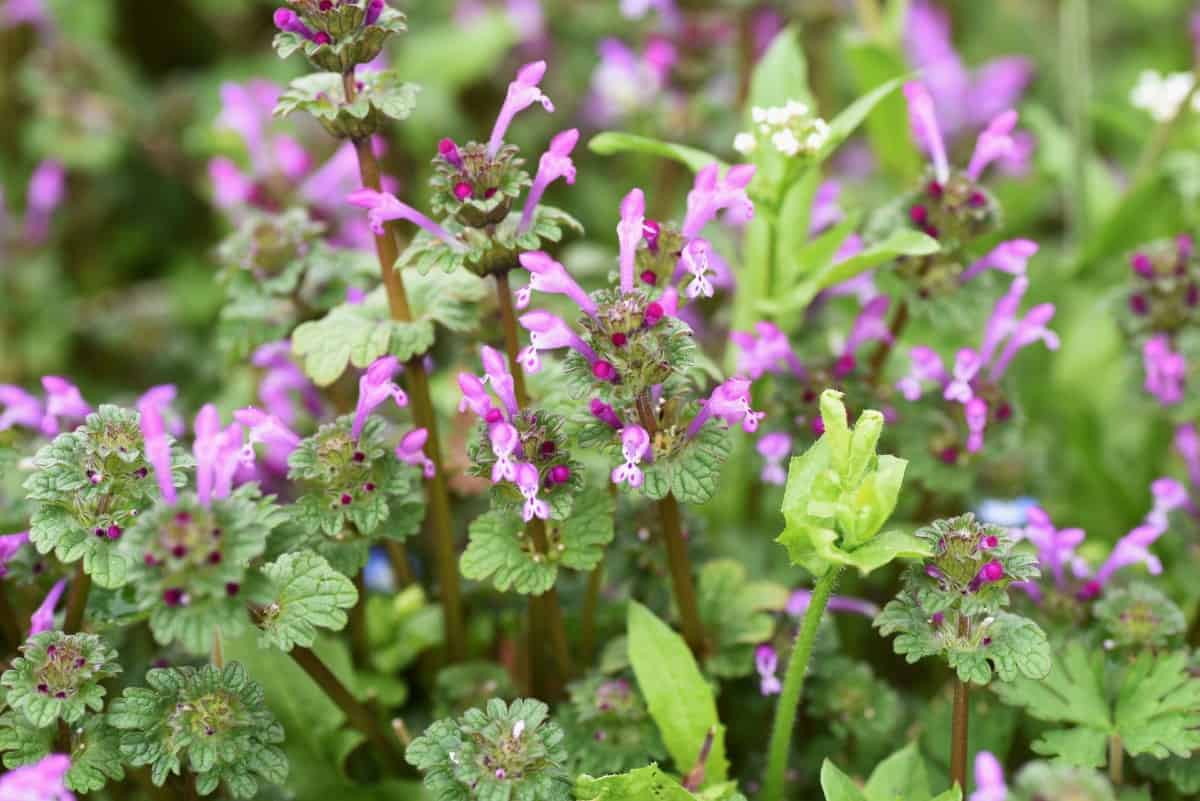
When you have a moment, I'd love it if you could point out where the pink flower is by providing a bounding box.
[1148,477,1188,529]
[480,345,519,418]
[966,110,1020,181]
[1019,507,1085,588]
[903,82,950,184]
[0,754,75,801]
[787,589,879,618]
[488,61,555,158]
[0,385,44,432]
[611,425,650,488]
[396,428,436,478]
[969,752,1007,801]
[490,422,521,483]
[518,310,597,373]
[516,251,597,315]
[1175,423,1200,490]
[137,391,177,505]
[23,160,66,244]
[590,399,624,429]
[896,346,948,401]
[352,356,408,440]
[251,342,323,427]
[617,188,646,294]
[515,462,550,521]
[1143,334,1186,405]
[681,238,714,300]
[193,405,244,507]
[961,239,1038,282]
[681,163,755,239]
[843,296,893,358]
[755,644,781,696]
[964,396,989,453]
[520,128,579,234]
[687,378,765,437]
[40,377,90,436]
[233,407,301,474]
[346,188,466,251]
[731,323,806,380]
[29,579,66,635]
[756,433,792,485]
[0,532,29,579]
[459,372,498,420]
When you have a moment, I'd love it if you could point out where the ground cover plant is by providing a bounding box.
[3,0,1200,799]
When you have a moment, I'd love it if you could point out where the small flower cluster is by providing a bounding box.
[1123,236,1197,406]
[272,0,405,73]
[1,375,89,437]
[1130,69,1199,123]
[733,101,830,158]
[1,631,121,727]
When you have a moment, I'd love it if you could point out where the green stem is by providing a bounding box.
[350,571,370,669]
[63,564,90,634]
[0,580,23,648]
[762,567,843,801]
[385,540,414,587]
[343,72,466,663]
[580,560,604,661]
[867,299,909,386]
[289,645,409,771]
[1109,735,1124,785]
[1060,0,1092,244]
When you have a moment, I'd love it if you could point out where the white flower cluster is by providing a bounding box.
[1130,69,1200,123]
[733,100,830,158]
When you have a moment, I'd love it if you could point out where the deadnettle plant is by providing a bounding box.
[272,0,407,73]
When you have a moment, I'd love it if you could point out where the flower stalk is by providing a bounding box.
[762,566,844,801]
[341,71,466,662]
[950,616,971,792]
[62,564,90,634]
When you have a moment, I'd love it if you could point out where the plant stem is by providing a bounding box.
[63,564,90,634]
[950,616,971,793]
[343,71,466,662]
[385,540,414,587]
[1109,735,1124,785]
[494,271,531,406]
[350,572,370,668]
[854,0,883,38]
[211,627,224,669]
[633,392,706,657]
[290,645,408,770]
[580,560,604,661]
[762,567,844,801]
[0,581,22,647]
[868,299,909,385]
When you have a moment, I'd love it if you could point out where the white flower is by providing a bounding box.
[751,106,768,123]
[733,132,757,155]
[771,129,801,156]
[1131,69,1195,123]
[784,99,809,118]
[766,106,789,126]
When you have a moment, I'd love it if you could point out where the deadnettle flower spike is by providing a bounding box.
[29,578,66,635]
[1143,334,1186,405]
[518,309,597,373]
[611,425,650,488]
[617,188,646,294]
[346,189,467,252]
[490,422,521,483]
[967,110,1019,181]
[138,391,177,504]
[352,356,408,440]
[903,82,950,184]
[515,462,550,521]
[396,428,436,478]
[517,251,597,316]
[681,163,755,239]
[520,128,579,234]
[897,346,948,401]
[488,60,555,158]
[687,378,765,438]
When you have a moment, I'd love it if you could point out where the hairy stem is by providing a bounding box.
[290,645,408,770]
[343,71,466,662]
[495,271,531,407]
[950,617,971,793]
[0,581,23,647]
[762,567,844,801]
[580,560,604,661]
[350,572,370,668]
[63,564,91,634]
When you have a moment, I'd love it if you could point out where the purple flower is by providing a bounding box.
[843,296,894,359]
[137,391,177,504]
[590,399,624,429]
[396,428,435,478]
[755,644,781,696]
[515,462,550,521]
[903,82,950,184]
[480,346,519,418]
[516,251,597,315]
[786,589,879,618]
[23,160,66,244]
[586,38,676,125]
[969,751,1007,801]
[0,753,75,801]
[488,60,554,158]
[731,323,806,380]
[520,128,579,234]
[681,238,715,300]
[757,432,792,485]
[490,422,521,483]
[1143,334,1186,405]
[40,377,90,436]
[961,239,1038,282]
[681,163,755,239]
[352,356,409,439]
[966,110,1020,181]
[1091,523,1165,587]
[896,346,948,401]
[3,0,52,32]
[0,532,29,579]
[273,8,316,40]
[459,372,498,420]
[905,0,1033,156]
[209,157,255,208]
[29,579,66,635]
[964,396,989,453]
[1175,423,1200,489]
[687,378,765,437]
[234,407,301,474]
[1019,506,1085,588]
[193,405,245,507]
[1148,477,1188,528]
[346,188,467,251]
[611,425,650,488]
[364,0,385,26]
[518,310,598,373]
[809,180,845,235]
[252,342,323,426]
[0,385,43,432]
[617,188,646,294]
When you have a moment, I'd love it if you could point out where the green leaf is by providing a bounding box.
[0,709,53,769]
[258,551,359,652]
[587,133,724,173]
[863,744,930,801]
[392,11,518,90]
[669,424,732,505]
[626,602,728,786]
[844,38,922,181]
[1,631,121,729]
[748,26,813,116]
[574,764,698,801]
[460,509,556,595]
[66,719,126,793]
[820,759,867,801]
[556,490,615,573]
[697,559,785,678]
[816,76,908,162]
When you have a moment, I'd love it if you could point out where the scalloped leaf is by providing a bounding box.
[460,509,554,595]
[258,550,359,652]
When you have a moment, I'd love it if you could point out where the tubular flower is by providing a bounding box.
[611,425,650,488]
[488,60,554,158]
[346,188,467,251]
[687,378,765,438]
[352,356,409,440]
[517,251,597,315]
[520,128,579,234]
[396,428,436,478]
[515,461,550,522]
